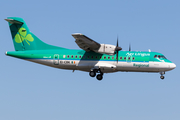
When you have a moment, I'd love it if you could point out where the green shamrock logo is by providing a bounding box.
[15,27,34,45]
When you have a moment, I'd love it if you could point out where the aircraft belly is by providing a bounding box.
[24,59,171,73]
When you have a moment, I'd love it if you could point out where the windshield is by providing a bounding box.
[154,55,167,59]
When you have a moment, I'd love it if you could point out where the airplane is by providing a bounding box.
[5,17,176,81]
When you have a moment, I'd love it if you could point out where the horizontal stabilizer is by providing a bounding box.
[5,19,23,24]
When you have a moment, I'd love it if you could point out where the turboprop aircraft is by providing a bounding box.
[5,17,176,80]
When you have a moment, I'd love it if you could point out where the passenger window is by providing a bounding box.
[120,57,122,60]
[128,57,130,60]
[87,56,89,59]
[154,55,157,58]
[75,55,77,58]
[112,57,114,59]
[67,55,69,58]
[100,56,102,59]
[104,56,106,59]
[83,56,86,59]
[108,56,110,59]
[158,55,160,58]
[133,57,135,60]
[91,56,93,59]
[95,56,98,59]
[124,57,126,60]
[79,55,81,58]
[71,55,73,58]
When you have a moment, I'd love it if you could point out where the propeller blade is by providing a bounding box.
[115,37,122,51]
[116,50,118,63]
[129,43,131,51]
[117,37,119,47]
[115,36,122,63]
[115,37,120,63]
[116,37,118,63]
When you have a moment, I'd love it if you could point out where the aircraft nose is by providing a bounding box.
[170,63,176,69]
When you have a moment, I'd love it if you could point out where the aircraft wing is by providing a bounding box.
[72,33,101,51]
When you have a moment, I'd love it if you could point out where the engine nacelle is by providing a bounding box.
[94,44,116,55]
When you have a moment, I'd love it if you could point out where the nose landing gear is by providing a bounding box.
[160,72,165,80]
[160,75,165,79]
[89,69,104,81]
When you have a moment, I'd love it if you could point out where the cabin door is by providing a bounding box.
[53,54,59,65]
[126,55,132,63]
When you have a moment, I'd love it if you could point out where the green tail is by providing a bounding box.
[5,17,66,51]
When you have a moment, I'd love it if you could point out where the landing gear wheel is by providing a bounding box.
[96,74,103,81]
[89,71,96,77]
[160,76,165,80]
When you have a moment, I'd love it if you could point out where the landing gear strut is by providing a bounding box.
[160,71,165,80]
[89,69,104,80]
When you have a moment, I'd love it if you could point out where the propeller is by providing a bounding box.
[129,43,131,51]
[115,37,122,63]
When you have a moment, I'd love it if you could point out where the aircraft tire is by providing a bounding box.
[89,71,96,77]
[160,76,165,80]
[96,74,103,80]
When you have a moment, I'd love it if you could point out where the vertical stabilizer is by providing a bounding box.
[5,17,65,51]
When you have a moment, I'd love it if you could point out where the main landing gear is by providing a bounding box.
[89,69,104,81]
[160,71,165,80]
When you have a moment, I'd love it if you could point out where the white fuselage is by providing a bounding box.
[26,58,176,73]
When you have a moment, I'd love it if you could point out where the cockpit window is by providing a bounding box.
[154,55,167,59]
[161,55,167,59]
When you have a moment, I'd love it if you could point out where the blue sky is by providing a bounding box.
[0,0,180,120]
